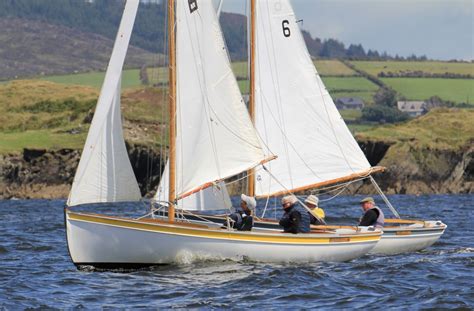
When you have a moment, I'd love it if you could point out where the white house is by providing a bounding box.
[397,101,427,117]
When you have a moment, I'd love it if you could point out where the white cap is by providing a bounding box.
[281,195,298,205]
[241,194,256,210]
[305,195,319,207]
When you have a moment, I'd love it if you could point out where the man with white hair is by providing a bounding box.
[279,195,310,234]
[224,194,256,231]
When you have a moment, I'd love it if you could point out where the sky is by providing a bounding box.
[221,0,474,61]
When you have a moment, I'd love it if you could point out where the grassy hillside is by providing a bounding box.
[40,69,142,89]
[1,79,473,157]
[0,18,158,81]
[358,108,474,150]
[0,80,167,154]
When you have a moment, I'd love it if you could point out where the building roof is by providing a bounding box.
[336,97,364,106]
[397,101,426,112]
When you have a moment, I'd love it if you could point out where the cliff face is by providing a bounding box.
[355,108,474,195]
[357,139,474,194]
[0,144,164,200]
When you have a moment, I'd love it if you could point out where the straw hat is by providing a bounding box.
[359,197,375,204]
[241,194,256,210]
[281,195,298,205]
[305,195,319,207]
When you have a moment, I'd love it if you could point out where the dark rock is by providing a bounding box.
[23,148,47,162]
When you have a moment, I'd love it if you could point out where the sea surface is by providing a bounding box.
[0,195,472,309]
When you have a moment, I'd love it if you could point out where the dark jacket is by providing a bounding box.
[279,204,311,234]
[309,213,325,225]
[225,210,253,231]
[359,206,384,227]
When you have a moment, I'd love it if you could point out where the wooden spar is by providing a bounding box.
[177,155,277,201]
[255,166,386,199]
[167,0,176,222]
[246,0,256,197]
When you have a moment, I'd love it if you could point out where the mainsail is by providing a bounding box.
[67,0,141,206]
[253,0,372,197]
[155,0,270,204]
[155,162,231,211]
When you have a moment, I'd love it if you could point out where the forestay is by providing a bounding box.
[67,0,141,206]
[165,0,269,200]
[254,0,371,197]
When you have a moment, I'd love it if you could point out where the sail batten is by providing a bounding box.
[67,0,141,207]
[253,0,372,197]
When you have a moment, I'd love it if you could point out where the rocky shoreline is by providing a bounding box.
[0,139,473,200]
[0,144,164,200]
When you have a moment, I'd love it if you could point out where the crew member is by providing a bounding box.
[279,195,310,234]
[224,194,255,231]
[304,195,326,225]
[358,197,385,228]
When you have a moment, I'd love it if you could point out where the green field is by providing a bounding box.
[314,60,357,76]
[382,78,474,104]
[235,76,375,100]
[339,109,362,121]
[147,62,249,85]
[351,61,474,76]
[39,69,142,89]
[321,76,378,104]
[0,130,87,154]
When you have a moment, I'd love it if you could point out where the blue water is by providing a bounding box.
[0,195,473,309]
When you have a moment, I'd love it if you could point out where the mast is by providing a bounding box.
[246,0,256,197]
[168,0,176,222]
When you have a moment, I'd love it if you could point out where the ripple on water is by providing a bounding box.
[1,196,473,309]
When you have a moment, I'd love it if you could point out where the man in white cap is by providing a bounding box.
[305,195,326,225]
[224,194,256,231]
[358,197,384,228]
[279,195,310,234]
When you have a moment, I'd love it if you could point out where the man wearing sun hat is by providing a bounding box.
[224,194,255,231]
[304,195,326,225]
[358,196,385,228]
[279,195,310,234]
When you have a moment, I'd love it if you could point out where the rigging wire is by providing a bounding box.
[370,175,401,218]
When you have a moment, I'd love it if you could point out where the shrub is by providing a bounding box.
[361,106,410,123]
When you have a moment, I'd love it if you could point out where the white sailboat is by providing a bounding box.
[64,0,382,268]
[253,0,447,255]
[162,0,446,256]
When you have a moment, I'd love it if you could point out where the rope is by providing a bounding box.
[261,190,272,218]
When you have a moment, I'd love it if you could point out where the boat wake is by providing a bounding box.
[174,249,240,265]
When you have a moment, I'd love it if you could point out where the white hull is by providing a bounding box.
[65,211,381,267]
[152,212,447,256]
[369,221,447,255]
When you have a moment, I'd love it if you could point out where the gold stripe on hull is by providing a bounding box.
[66,211,381,245]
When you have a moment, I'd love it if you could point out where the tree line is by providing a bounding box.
[1,0,429,61]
